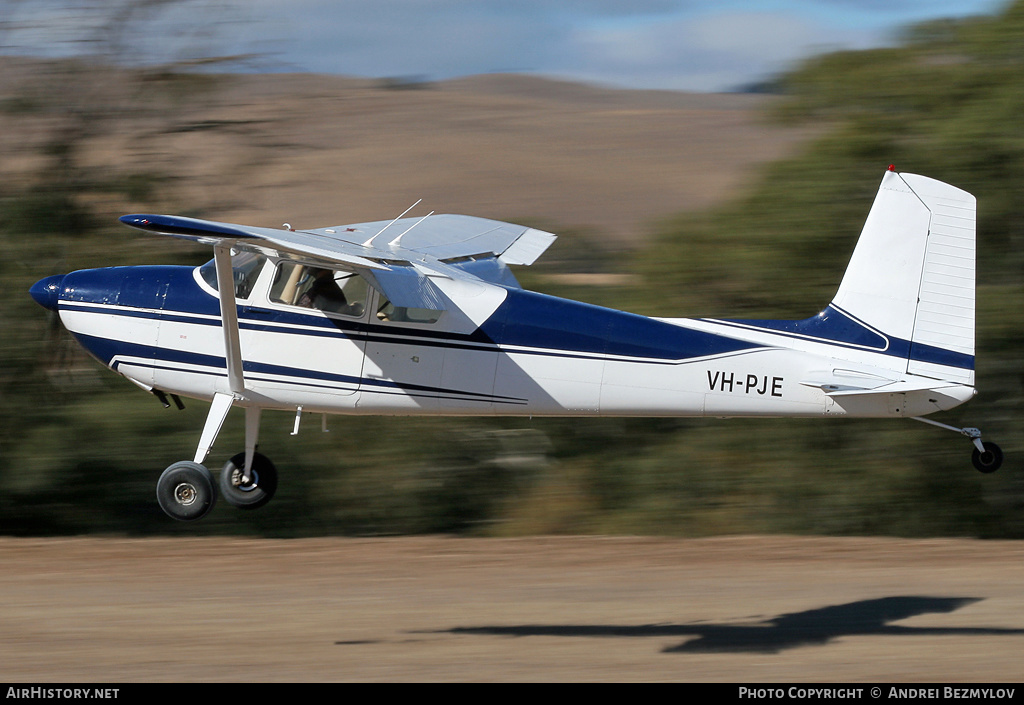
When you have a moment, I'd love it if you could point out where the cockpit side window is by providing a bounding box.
[269,262,368,318]
[198,252,267,300]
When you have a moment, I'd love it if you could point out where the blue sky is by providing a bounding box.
[2,0,1011,92]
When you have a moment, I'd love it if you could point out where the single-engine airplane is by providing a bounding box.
[30,167,1002,521]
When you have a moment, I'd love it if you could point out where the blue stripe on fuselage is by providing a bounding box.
[481,288,760,360]
[69,332,527,402]
[715,304,974,371]
[723,305,890,350]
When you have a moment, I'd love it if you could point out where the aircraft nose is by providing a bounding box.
[29,274,66,312]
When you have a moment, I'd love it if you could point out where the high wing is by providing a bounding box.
[119,213,556,281]
[120,213,555,309]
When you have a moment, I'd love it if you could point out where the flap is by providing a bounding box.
[365,265,449,310]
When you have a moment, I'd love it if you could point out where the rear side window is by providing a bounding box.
[375,298,441,324]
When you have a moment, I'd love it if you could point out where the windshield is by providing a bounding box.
[198,252,267,299]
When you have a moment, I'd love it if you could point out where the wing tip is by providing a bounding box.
[119,214,257,239]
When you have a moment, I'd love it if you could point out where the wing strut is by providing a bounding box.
[213,243,246,395]
[204,246,262,479]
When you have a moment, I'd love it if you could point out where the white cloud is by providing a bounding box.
[0,0,1009,91]
[233,1,996,90]
[558,11,882,91]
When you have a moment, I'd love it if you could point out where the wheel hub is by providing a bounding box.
[174,482,198,506]
[230,468,259,492]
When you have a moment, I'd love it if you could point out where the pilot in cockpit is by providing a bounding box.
[297,268,347,310]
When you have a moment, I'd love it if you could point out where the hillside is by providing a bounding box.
[0,60,810,246]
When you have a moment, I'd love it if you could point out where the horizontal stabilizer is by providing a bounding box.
[800,368,895,393]
[801,374,955,397]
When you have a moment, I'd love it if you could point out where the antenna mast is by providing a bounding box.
[363,199,422,247]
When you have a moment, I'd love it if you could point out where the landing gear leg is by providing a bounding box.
[911,416,1003,473]
[220,452,278,509]
[219,406,278,509]
[155,392,235,521]
[193,392,235,465]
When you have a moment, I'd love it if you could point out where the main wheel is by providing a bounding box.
[157,461,216,521]
[219,452,278,509]
[972,441,1003,474]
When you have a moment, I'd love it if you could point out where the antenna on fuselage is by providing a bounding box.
[363,199,422,247]
[388,211,433,248]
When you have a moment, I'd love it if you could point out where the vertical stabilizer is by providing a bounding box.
[830,170,975,384]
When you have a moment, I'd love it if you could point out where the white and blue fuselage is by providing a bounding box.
[36,256,974,421]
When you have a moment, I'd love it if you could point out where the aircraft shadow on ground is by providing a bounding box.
[433,596,1024,653]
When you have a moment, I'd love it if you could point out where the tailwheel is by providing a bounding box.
[157,461,216,521]
[912,417,1003,474]
[972,441,1003,474]
[220,452,278,509]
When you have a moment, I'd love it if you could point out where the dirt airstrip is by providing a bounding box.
[0,536,1022,682]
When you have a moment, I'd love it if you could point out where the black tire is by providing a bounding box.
[157,461,216,521]
[972,441,1003,474]
[219,452,278,509]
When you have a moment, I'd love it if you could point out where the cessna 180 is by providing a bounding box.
[29,168,1002,521]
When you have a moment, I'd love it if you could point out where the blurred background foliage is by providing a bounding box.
[3,2,1024,537]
